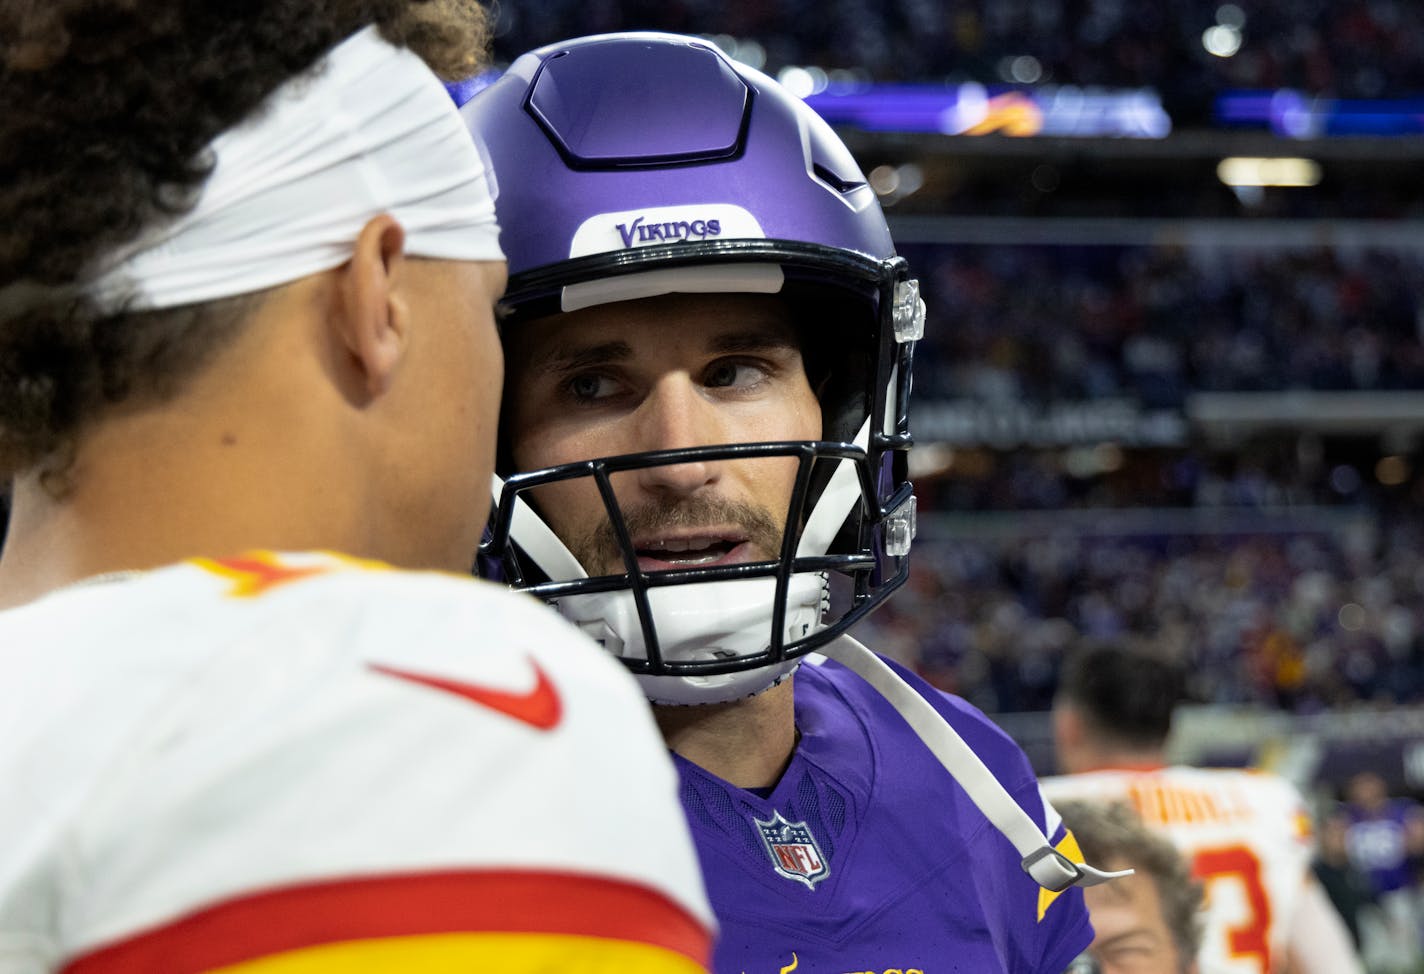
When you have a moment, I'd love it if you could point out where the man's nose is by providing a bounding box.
[628,375,723,497]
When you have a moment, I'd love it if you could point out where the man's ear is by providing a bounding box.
[337,214,408,398]
[1051,702,1086,772]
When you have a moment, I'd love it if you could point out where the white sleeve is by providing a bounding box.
[1283,876,1365,974]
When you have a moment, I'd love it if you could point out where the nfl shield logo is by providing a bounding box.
[754,810,830,889]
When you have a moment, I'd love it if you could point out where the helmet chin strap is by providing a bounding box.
[818,634,1132,893]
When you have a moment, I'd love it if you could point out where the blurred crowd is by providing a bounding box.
[854,499,1424,715]
[491,1,1424,119]
[908,242,1424,403]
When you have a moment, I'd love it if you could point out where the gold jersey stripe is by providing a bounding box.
[1037,829,1086,923]
[213,932,708,973]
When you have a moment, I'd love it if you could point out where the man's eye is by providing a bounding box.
[705,361,764,388]
[568,373,611,400]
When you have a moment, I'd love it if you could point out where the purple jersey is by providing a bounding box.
[676,656,1092,973]
[1344,799,1423,894]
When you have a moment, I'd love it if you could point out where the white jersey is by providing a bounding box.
[1043,766,1315,974]
[0,551,713,973]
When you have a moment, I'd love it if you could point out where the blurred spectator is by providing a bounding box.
[1332,771,1424,973]
[1056,799,1205,974]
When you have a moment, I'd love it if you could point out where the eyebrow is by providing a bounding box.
[535,340,633,375]
[709,330,801,355]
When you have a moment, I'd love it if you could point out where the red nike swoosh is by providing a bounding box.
[368,659,562,731]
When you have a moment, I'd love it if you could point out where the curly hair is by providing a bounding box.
[0,0,490,481]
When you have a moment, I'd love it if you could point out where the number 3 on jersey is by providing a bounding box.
[1194,844,1272,974]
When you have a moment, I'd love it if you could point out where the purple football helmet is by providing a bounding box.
[458,32,922,704]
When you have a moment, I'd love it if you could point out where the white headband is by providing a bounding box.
[89,25,503,311]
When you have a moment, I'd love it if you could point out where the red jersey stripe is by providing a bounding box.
[62,869,711,973]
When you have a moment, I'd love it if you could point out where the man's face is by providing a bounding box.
[1082,866,1193,974]
[393,257,507,570]
[503,292,822,575]
[1346,771,1387,810]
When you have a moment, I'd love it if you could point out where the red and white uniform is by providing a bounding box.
[1043,766,1323,974]
[0,552,713,973]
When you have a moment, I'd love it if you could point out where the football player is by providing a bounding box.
[0,4,710,971]
[464,31,1110,973]
[1330,771,1424,973]
[1043,643,1363,974]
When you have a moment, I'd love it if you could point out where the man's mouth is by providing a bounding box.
[633,533,752,571]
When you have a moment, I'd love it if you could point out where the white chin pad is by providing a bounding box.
[552,574,828,705]
[638,660,801,707]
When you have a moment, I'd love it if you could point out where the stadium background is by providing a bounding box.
[3,1,1421,964]
[481,5,1424,965]
[476,0,1424,787]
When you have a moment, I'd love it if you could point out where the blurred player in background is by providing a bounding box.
[1330,770,1424,973]
[1044,643,1362,974]
[0,3,710,971]
[462,31,1115,973]
[1057,799,1205,974]
[1311,812,1373,951]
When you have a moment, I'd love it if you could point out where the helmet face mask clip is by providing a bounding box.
[462,32,921,704]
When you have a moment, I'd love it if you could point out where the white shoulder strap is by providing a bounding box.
[819,635,1130,891]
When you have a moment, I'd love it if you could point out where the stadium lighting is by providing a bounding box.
[1338,603,1367,632]
[701,34,767,71]
[1010,55,1043,84]
[1203,24,1243,58]
[735,39,767,70]
[869,164,900,196]
[868,163,924,204]
[907,443,955,479]
[778,65,828,99]
[1217,156,1322,187]
[1377,455,1412,486]
[1216,4,1246,28]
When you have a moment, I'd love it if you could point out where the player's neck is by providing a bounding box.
[0,306,374,608]
[655,678,799,790]
[0,441,347,609]
[1076,746,1168,774]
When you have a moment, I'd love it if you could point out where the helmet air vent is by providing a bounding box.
[526,41,751,168]
[812,162,867,194]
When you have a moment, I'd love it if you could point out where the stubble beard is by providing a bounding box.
[566,493,787,576]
